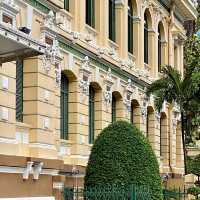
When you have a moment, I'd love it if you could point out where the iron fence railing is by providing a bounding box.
[64,185,151,200]
[163,188,187,200]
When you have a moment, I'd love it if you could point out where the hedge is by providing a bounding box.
[84,121,163,200]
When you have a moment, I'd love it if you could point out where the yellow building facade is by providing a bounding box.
[0,0,198,199]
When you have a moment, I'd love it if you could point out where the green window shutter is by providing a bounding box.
[158,26,162,72]
[112,95,116,123]
[146,110,149,137]
[128,0,133,53]
[60,73,69,140]
[86,0,95,28]
[144,13,148,64]
[64,0,69,11]
[130,102,133,124]
[109,0,116,42]
[16,60,23,122]
[89,86,95,144]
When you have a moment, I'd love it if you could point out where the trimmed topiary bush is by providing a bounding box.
[84,121,163,200]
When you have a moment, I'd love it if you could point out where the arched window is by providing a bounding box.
[160,112,169,164]
[112,95,116,123]
[158,26,162,72]
[146,107,154,138]
[89,85,95,144]
[128,0,133,53]
[109,0,116,42]
[86,0,95,28]
[16,60,23,122]
[131,100,140,125]
[64,0,69,11]
[144,12,148,64]
[60,73,69,140]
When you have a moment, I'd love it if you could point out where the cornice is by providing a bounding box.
[58,36,148,90]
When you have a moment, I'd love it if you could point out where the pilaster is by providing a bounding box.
[96,0,109,47]
[133,18,142,68]
[115,1,128,59]
[148,30,157,77]
[71,0,85,33]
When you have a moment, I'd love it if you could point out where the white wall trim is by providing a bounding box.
[0,166,59,176]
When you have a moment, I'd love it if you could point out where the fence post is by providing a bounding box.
[130,185,136,200]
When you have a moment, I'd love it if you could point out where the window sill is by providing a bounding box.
[16,121,31,129]
[85,24,98,36]
[108,39,119,50]
[144,63,151,72]
[58,9,73,19]
[128,52,136,62]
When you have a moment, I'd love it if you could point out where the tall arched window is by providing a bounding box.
[112,95,116,123]
[86,0,95,28]
[160,112,169,164]
[89,85,95,144]
[60,73,69,140]
[64,0,69,11]
[128,0,133,53]
[109,0,116,42]
[158,26,162,72]
[16,60,23,122]
[144,12,148,64]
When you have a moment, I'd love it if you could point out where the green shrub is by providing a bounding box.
[187,186,200,199]
[84,121,163,200]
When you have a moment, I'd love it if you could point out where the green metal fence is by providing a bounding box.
[163,188,187,200]
[64,185,151,200]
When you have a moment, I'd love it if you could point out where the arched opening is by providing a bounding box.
[146,106,154,138]
[60,70,77,141]
[130,99,140,128]
[16,59,24,122]
[88,82,102,144]
[109,0,116,42]
[112,91,122,123]
[89,85,95,144]
[160,112,169,165]
[158,22,165,72]
[60,72,69,140]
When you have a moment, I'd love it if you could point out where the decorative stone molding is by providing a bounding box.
[79,56,91,99]
[97,47,105,58]
[172,102,181,134]
[40,11,63,86]
[71,31,80,44]
[123,79,133,115]
[139,91,148,123]
[155,111,161,129]
[103,68,113,108]
[55,9,72,33]
[84,25,97,46]
[0,0,19,28]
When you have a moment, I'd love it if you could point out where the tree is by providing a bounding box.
[146,65,200,173]
[84,121,163,200]
[187,154,200,199]
[184,34,200,136]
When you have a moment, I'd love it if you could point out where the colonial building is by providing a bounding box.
[0,0,198,199]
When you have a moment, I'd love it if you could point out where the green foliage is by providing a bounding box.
[184,34,200,137]
[190,154,200,177]
[187,186,200,199]
[84,121,163,200]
